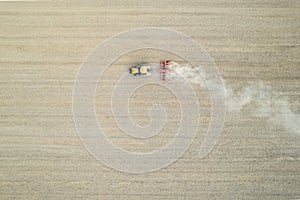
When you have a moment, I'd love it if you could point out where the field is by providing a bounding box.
[1,0,300,199]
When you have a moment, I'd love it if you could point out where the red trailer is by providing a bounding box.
[160,59,170,81]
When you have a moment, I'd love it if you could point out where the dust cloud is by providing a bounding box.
[167,62,300,136]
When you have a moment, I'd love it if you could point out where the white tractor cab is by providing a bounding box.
[129,64,151,76]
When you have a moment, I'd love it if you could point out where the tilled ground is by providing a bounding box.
[0,1,299,199]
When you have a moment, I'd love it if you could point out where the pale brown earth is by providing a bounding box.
[1,0,300,199]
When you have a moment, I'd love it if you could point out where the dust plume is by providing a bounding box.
[226,81,300,135]
[167,62,300,136]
